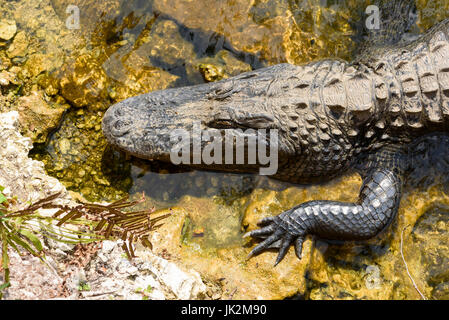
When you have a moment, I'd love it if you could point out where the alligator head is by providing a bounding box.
[102,63,352,183]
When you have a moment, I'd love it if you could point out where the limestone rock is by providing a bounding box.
[0,112,208,300]
[0,111,69,207]
[16,91,66,143]
[0,19,17,41]
[82,240,207,300]
[0,249,66,300]
[138,250,207,300]
[7,31,28,59]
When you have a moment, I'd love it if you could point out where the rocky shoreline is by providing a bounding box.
[0,111,207,300]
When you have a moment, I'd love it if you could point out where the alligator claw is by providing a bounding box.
[245,213,304,265]
[294,237,304,260]
[257,216,277,226]
[274,235,293,266]
[244,224,276,238]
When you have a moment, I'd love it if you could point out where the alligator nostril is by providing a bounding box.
[114,107,124,117]
[113,119,126,130]
[110,119,131,137]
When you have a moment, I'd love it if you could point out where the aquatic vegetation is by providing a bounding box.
[0,187,170,298]
[0,188,48,298]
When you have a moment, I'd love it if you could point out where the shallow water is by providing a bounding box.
[29,0,373,203]
[1,0,449,299]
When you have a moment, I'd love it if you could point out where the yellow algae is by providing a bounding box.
[146,192,312,300]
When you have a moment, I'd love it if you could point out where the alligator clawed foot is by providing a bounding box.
[244,212,305,266]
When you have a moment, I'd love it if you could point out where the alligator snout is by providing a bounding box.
[103,106,132,138]
[102,66,298,173]
[102,86,212,162]
[102,95,152,158]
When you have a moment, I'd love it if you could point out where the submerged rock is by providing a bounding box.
[0,19,17,41]
[141,168,449,300]
[417,0,449,30]
[50,0,122,36]
[0,70,16,86]
[102,24,182,101]
[413,203,449,299]
[59,53,110,108]
[16,91,67,143]
[7,31,28,59]
[152,0,357,65]
[147,194,312,300]
[196,50,252,82]
[302,183,449,300]
[25,53,56,78]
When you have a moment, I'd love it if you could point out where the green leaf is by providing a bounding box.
[78,282,91,291]
[1,227,10,284]
[1,245,9,270]
[0,193,7,205]
[6,237,21,255]
[0,186,4,192]
[18,230,43,252]
[8,234,39,256]
[0,282,10,291]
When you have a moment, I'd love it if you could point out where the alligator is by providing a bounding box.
[102,0,449,266]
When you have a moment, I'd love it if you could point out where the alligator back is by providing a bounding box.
[366,18,449,136]
[247,18,449,182]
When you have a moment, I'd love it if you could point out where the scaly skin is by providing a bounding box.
[102,4,449,264]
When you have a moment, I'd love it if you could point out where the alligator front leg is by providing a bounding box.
[244,167,403,266]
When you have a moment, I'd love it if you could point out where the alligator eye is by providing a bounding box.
[236,115,275,129]
[208,119,237,129]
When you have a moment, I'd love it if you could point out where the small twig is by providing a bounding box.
[400,225,426,300]
[228,287,237,300]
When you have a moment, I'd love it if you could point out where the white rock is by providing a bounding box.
[145,253,207,300]
[0,112,71,210]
